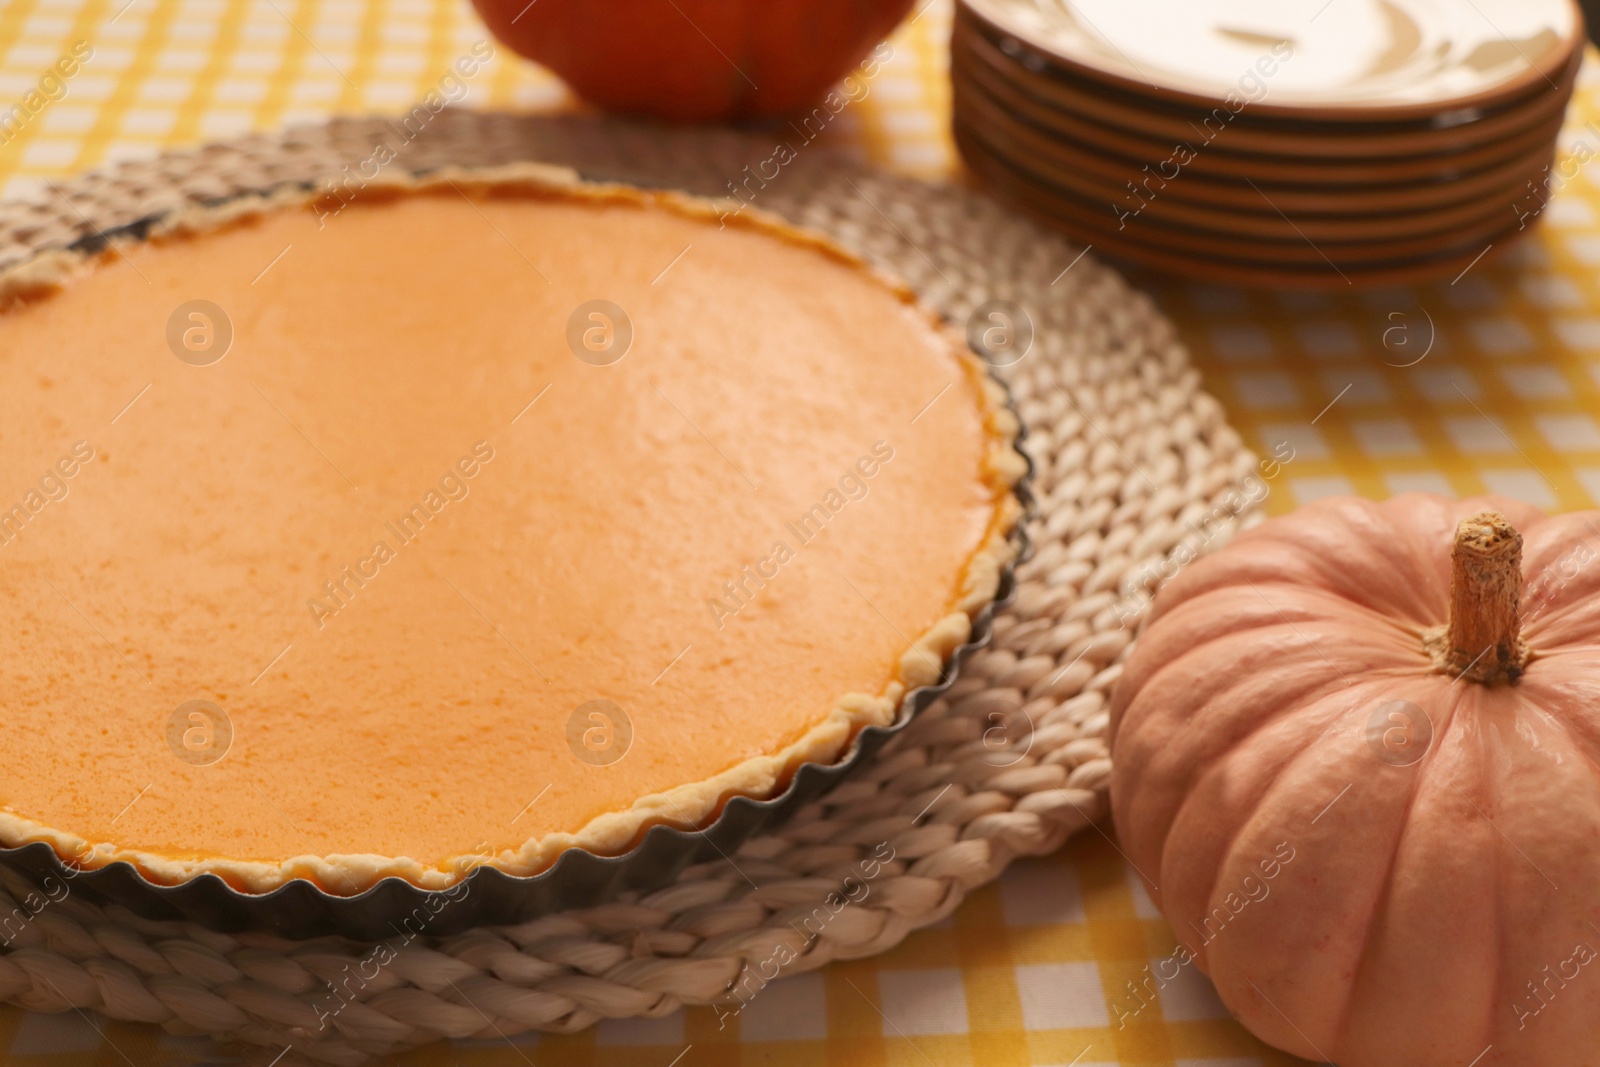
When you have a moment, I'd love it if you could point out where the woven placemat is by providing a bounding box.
[0,111,1257,1065]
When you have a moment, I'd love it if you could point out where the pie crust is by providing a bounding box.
[0,165,1025,894]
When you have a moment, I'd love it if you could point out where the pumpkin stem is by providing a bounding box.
[1424,511,1527,685]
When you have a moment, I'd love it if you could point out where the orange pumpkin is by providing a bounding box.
[471,0,914,121]
[1110,494,1600,1066]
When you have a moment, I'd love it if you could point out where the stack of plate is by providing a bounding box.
[952,0,1583,289]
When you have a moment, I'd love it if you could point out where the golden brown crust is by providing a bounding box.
[0,164,1026,894]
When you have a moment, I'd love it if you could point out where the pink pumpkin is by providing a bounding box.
[1110,494,1600,1066]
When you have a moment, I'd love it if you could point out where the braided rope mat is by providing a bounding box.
[0,112,1258,1065]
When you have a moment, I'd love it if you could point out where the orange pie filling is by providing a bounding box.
[0,166,1023,894]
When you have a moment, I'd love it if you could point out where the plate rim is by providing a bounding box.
[958,0,1584,123]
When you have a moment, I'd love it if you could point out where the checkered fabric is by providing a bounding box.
[1139,74,1600,519]
[0,0,1592,1063]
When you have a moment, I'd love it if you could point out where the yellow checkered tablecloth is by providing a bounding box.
[0,1,1594,1064]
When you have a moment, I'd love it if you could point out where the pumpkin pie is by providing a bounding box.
[0,166,1023,894]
